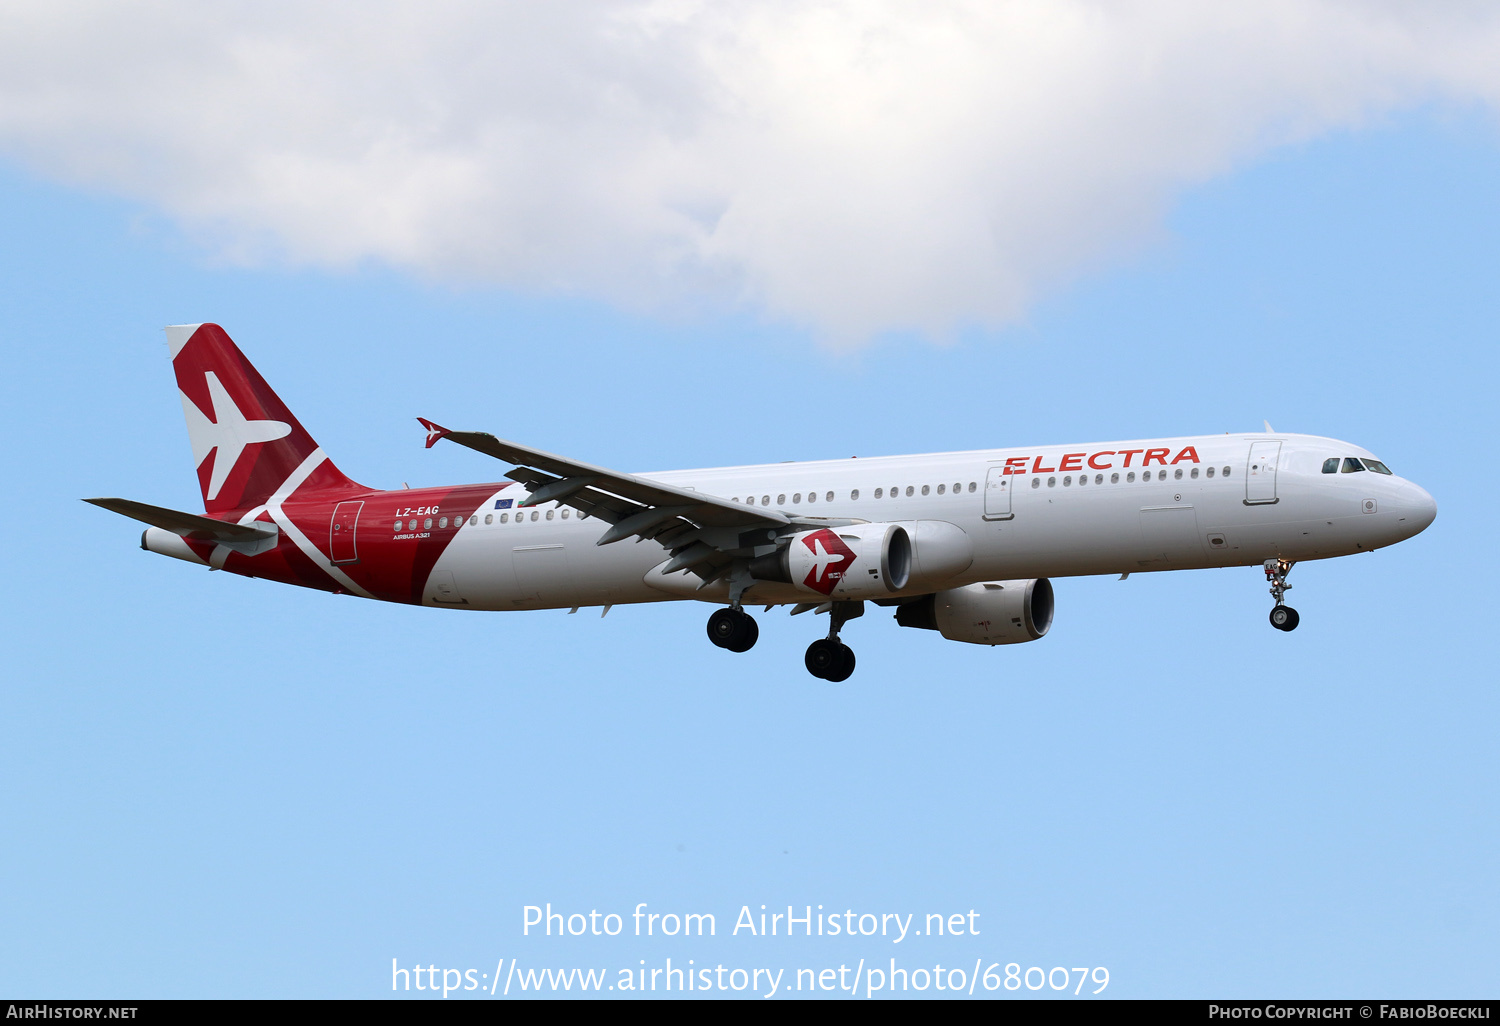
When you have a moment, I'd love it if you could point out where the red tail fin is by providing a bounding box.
[167,323,363,514]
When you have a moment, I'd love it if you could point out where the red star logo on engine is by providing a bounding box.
[801,529,856,595]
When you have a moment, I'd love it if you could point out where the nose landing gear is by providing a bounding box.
[805,601,861,682]
[1265,558,1300,632]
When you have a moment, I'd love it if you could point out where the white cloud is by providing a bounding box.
[1,0,1498,343]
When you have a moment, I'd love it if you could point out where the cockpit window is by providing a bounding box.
[1363,459,1393,475]
[1322,458,1339,474]
[1341,457,1366,473]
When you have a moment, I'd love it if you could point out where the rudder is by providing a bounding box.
[167,323,363,514]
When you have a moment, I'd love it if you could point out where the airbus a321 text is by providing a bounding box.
[89,324,1437,681]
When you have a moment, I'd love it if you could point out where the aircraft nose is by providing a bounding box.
[1401,482,1437,535]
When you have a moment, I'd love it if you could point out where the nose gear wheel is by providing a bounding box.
[1264,559,1299,632]
[1269,605,1299,631]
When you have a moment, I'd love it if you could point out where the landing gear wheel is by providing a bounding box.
[805,639,855,681]
[707,608,758,652]
[729,616,759,653]
[825,643,855,683]
[1269,605,1300,632]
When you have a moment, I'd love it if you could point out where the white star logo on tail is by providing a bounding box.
[180,372,292,500]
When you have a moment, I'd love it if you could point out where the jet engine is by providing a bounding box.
[750,524,911,600]
[895,579,1054,645]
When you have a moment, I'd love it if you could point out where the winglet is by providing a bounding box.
[1263,420,1275,433]
[418,418,450,449]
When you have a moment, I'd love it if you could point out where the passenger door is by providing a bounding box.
[329,500,363,564]
[983,464,1015,520]
[1245,441,1282,505]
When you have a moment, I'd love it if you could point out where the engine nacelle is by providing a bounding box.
[900,520,974,587]
[751,524,911,600]
[895,579,1054,645]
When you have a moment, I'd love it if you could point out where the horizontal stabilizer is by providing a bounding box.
[84,497,278,545]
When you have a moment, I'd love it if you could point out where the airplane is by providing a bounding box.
[88,323,1438,681]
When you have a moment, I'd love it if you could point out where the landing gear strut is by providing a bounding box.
[805,601,860,682]
[1264,558,1300,632]
[707,607,758,652]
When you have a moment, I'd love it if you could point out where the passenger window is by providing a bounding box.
[1127,472,1136,483]
[937,484,945,494]
[807,492,816,503]
[424,518,433,530]
[1031,478,1040,489]
[1341,458,1366,473]
[1206,466,1215,478]
[1077,474,1086,486]
[439,517,449,528]
[408,519,417,531]
[921,484,930,496]
[1047,476,1056,488]
[874,488,883,498]
[905,486,914,497]
[1190,468,1199,479]
[793,493,802,503]
[546,510,554,520]
[1063,475,1072,486]
[1110,473,1119,483]
[825,491,834,502]
[485,514,493,525]
[1173,469,1182,480]
[1223,466,1231,477]
[850,490,859,500]
[1095,474,1103,484]
[777,494,786,505]
[1322,458,1339,474]
[968,482,976,492]
[392,520,402,531]
[531,511,539,521]
[500,514,508,523]
[762,495,771,505]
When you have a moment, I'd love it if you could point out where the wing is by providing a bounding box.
[419,419,796,582]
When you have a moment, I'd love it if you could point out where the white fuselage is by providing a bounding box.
[422,432,1436,611]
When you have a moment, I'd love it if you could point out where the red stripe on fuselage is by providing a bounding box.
[208,482,512,603]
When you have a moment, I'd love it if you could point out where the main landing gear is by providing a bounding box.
[707,607,758,652]
[705,593,861,682]
[707,563,760,653]
[805,601,860,682]
[1265,558,1300,632]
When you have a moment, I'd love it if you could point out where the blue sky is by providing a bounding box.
[2,54,1498,1001]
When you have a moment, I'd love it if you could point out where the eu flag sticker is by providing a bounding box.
[495,499,514,509]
